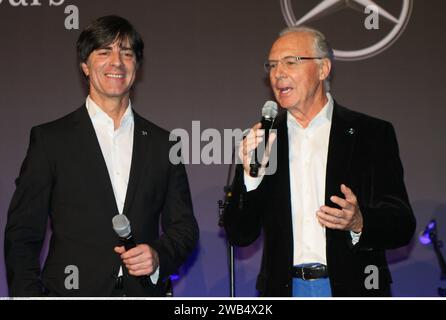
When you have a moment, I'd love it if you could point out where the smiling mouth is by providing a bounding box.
[105,73,125,79]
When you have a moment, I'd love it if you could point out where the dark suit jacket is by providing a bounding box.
[224,102,416,297]
[4,105,199,297]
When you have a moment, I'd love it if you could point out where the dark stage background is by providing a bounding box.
[1,0,445,297]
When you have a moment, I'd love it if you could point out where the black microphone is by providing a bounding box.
[112,214,136,251]
[112,214,151,281]
[249,100,278,177]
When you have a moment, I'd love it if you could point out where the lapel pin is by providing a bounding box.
[141,130,148,136]
[348,128,355,135]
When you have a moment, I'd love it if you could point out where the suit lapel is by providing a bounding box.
[71,106,119,216]
[272,112,294,232]
[122,112,150,219]
[325,103,357,206]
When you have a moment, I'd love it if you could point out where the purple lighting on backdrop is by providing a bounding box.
[419,220,437,245]
[170,274,180,281]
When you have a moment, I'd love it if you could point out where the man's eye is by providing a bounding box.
[269,63,278,68]
[285,60,297,66]
[98,51,109,56]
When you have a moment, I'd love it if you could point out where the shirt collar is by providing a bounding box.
[85,96,134,127]
[287,93,334,131]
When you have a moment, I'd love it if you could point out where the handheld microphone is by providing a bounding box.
[112,214,136,251]
[112,214,151,281]
[249,100,278,177]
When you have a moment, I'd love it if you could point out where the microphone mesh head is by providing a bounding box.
[112,214,131,238]
[262,100,278,119]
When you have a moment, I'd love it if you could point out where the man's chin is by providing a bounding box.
[104,90,131,99]
[278,102,293,109]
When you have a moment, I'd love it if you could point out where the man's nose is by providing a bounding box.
[110,51,123,67]
[274,61,287,80]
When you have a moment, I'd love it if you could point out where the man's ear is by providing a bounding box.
[81,62,90,77]
[319,58,331,81]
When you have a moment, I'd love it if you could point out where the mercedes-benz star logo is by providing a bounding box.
[281,0,413,61]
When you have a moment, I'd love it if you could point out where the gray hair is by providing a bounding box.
[279,26,333,91]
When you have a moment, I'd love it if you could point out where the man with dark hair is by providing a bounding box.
[224,26,416,297]
[4,15,198,297]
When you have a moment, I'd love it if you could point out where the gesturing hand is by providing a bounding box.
[316,184,363,233]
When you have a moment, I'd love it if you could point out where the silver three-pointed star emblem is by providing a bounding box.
[280,0,413,61]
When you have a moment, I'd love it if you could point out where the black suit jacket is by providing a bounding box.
[224,102,416,297]
[4,105,199,297]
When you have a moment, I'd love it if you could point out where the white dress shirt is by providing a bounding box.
[244,93,359,266]
[86,97,134,215]
[86,96,159,283]
[287,95,333,265]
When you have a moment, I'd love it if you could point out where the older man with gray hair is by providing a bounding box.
[224,26,415,297]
